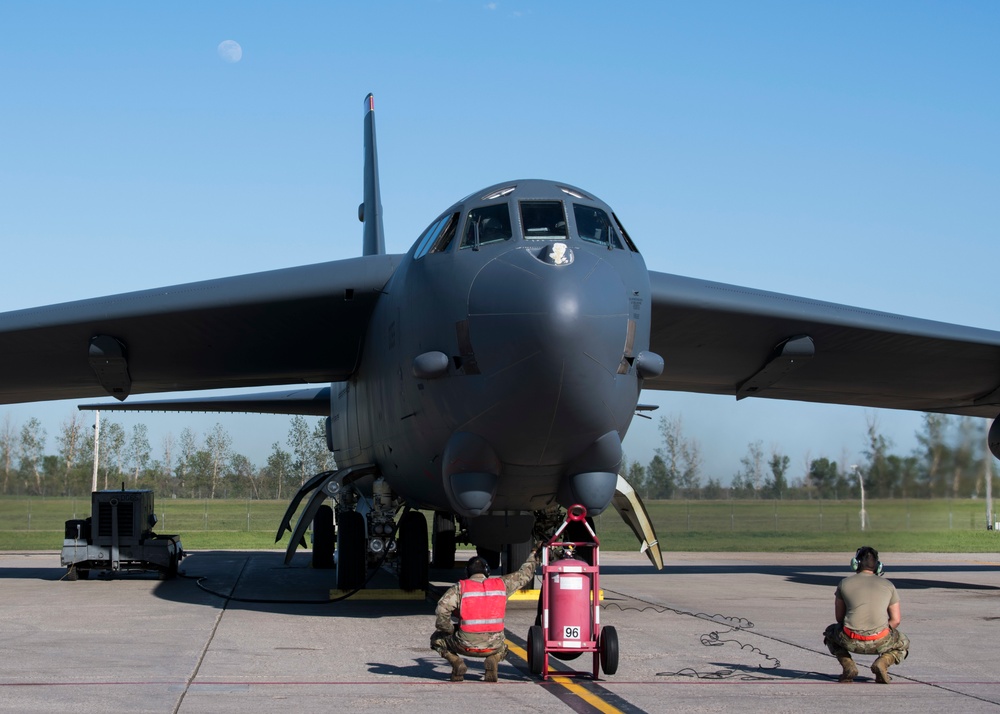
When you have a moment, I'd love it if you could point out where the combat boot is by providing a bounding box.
[443,652,467,682]
[483,652,501,683]
[836,655,858,683]
[871,653,894,684]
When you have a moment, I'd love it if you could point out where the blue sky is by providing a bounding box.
[1,2,998,484]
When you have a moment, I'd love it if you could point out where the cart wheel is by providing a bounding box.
[66,566,79,581]
[527,625,545,676]
[599,626,619,675]
[160,555,178,581]
[77,568,90,580]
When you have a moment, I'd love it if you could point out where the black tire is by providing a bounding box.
[160,555,178,581]
[336,510,367,591]
[528,625,545,676]
[599,626,619,675]
[502,539,534,577]
[77,568,90,580]
[431,512,456,569]
[66,566,79,581]
[476,546,500,572]
[312,504,335,570]
[398,511,429,591]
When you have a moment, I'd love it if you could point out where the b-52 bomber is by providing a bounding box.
[2,94,999,591]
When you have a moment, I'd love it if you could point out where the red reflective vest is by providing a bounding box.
[458,577,507,633]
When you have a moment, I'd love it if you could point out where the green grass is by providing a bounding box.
[2,496,997,552]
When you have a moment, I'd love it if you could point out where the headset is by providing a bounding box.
[851,546,883,576]
[465,556,491,579]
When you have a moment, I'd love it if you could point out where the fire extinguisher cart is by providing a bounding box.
[527,504,618,680]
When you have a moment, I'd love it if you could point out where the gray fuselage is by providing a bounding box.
[330,179,657,518]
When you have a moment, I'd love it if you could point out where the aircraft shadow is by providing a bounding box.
[157,550,440,617]
[8,550,436,618]
[601,563,1000,590]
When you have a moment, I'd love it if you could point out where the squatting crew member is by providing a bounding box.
[823,546,910,683]
[431,545,540,682]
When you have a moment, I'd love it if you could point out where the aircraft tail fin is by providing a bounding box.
[360,93,386,256]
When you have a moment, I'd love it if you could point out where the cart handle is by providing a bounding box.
[567,504,588,522]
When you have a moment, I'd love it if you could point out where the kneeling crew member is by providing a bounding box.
[431,545,540,682]
[823,546,910,683]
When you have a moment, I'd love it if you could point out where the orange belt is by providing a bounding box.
[844,626,889,641]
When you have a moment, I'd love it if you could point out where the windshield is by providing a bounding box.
[573,204,623,249]
[520,201,568,239]
[414,212,459,258]
[461,203,513,249]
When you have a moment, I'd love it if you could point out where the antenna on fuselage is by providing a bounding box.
[359,93,386,256]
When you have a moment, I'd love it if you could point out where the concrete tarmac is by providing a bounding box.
[2,549,999,713]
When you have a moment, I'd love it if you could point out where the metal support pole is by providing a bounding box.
[91,411,100,493]
[852,464,866,532]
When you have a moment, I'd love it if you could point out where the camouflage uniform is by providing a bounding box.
[823,569,910,682]
[431,550,539,660]
[823,623,910,665]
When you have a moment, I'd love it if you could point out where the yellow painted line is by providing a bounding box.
[549,675,624,714]
[505,640,624,714]
[506,640,531,661]
[508,589,604,601]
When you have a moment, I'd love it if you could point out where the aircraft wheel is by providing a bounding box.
[599,626,619,675]
[398,511,429,591]
[312,504,335,569]
[431,512,456,569]
[336,510,366,591]
[527,625,545,676]
[476,546,500,572]
[502,539,533,576]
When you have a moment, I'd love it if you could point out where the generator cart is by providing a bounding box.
[61,489,184,580]
[526,504,618,680]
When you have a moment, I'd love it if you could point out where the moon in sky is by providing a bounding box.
[217,40,243,63]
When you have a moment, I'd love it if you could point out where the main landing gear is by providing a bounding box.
[276,467,429,592]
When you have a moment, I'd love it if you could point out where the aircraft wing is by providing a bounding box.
[0,255,399,406]
[646,271,1000,419]
[76,387,334,417]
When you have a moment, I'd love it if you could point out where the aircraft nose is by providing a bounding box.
[461,246,635,469]
[467,246,629,373]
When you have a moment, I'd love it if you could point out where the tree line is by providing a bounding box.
[0,413,332,499]
[626,413,997,501]
[3,410,996,501]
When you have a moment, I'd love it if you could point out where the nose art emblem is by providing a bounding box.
[542,242,573,266]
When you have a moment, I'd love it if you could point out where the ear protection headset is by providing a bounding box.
[465,556,491,579]
[851,546,883,576]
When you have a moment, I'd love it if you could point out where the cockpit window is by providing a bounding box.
[612,212,639,253]
[573,204,624,249]
[414,212,459,258]
[461,203,513,249]
[520,201,568,239]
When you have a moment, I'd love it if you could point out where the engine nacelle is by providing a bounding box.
[989,417,1000,462]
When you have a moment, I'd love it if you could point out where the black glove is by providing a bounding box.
[430,628,452,646]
